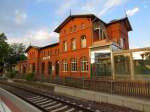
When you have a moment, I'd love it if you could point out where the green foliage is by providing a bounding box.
[6,43,27,65]
[0,33,9,73]
[6,70,17,78]
[25,72,34,81]
[0,33,27,74]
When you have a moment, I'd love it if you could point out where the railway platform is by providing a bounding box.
[0,87,42,112]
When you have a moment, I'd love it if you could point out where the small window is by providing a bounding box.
[63,41,67,52]
[70,26,73,32]
[71,58,77,72]
[64,29,66,34]
[120,38,124,48]
[81,23,85,29]
[48,62,52,74]
[103,32,106,40]
[55,49,57,55]
[32,63,35,73]
[63,59,68,72]
[51,50,53,55]
[43,51,45,56]
[41,62,45,74]
[81,57,88,72]
[73,25,77,31]
[29,64,32,72]
[49,50,51,56]
[81,35,86,48]
[71,39,76,50]
[100,29,102,39]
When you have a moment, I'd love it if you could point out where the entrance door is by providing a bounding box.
[94,53,111,76]
[55,61,59,76]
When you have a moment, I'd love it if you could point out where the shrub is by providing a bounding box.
[25,72,34,81]
[6,70,17,79]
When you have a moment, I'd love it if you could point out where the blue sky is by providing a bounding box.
[0,0,149,48]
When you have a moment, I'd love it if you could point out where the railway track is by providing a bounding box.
[0,81,140,112]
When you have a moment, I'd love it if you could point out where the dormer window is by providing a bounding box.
[94,28,107,41]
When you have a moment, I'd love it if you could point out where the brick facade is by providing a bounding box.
[17,14,132,78]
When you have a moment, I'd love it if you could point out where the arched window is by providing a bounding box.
[81,35,86,48]
[48,62,52,74]
[73,25,77,31]
[71,58,77,72]
[41,62,45,74]
[63,41,67,52]
[63,59,68,72]
[64,29,66,35]
[70,26,73,32]
[71,38,76,50]
[81,57,88,72]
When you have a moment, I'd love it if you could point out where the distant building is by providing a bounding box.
[17,14,132,78]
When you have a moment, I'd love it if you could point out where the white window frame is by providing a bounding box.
[120,38,124,48]
[63,41,67,52]
[81,57,88,72]
[95,28,107,40]
[63,60,68,72]
[72,39,76,50]
[71,58,77,72]
[81,35,86,48]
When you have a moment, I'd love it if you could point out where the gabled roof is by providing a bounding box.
[25,46,40,52]
[107,17,132,31]
[25,43,59,53]
[54,14,106,33]
[40,42,59,50]
[54,14,132,33]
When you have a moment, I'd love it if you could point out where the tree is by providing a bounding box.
[0,33,9,73]
[6,43,27,66]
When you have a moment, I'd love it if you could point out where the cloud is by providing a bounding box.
[143,0,149,9]
[80,0,129,17]
[126,7,139,17]
[7,28,59,47]
[98,0,123,16]
[0,0,133,48]
[81,1,102,13]
[56,0,77,15]
[14,10,27,25]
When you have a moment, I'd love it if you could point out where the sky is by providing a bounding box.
[0,0,149,48]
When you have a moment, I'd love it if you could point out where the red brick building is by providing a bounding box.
[18,14,132,78]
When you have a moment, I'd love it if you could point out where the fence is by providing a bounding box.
[13,73,150,99]
[112,48,150,80]
[47,76,150,99]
